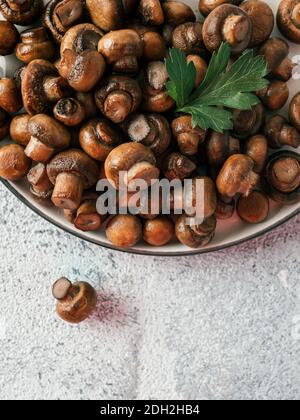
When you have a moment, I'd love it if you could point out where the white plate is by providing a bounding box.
[1,0,300,255]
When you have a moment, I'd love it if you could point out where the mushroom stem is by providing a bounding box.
[126,161,160,190]
[51,172,84,209]
[239,171,259,197]
[74,200,102,231]
[43,75,69,102]
[52,277,72,300]
[27,163,53,197]
[25,137,55,163]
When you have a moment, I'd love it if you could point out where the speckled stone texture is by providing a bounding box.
[0,183,299,400]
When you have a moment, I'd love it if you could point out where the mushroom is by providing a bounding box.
[60,23,103,55]
[162,1,196,26]
[54,98,86,126]
[232,102,264,138]
[123,113,171,156]
[259,38,295,81]
[106,214,143,248]
[27,162,53,199]
[172,22,204,55]
[264,115,300,149]
[202,4,252,54]
[0,20,19,56]
[0,0,43,25]
[163,152,196,181]
[95,75,142,124]
[143,216,174,246]
[244,134,268,174]
[105,142,160,190]
[0,78,22,113]
[205,131,240,168]
[25,114,71,163]
[52,277,97,324]
[216,154,259,198]
[162,24,174,45]
[75,92,97,119]
[175,213,217,248]
[289,92,300,133]
[0,144,31,181]
[237,190,269,223]
[98,29,143,74]
[128,24,167,61]
[15,27,55,64]
[216,194,235,220]
[44,0,85,44]
[47,149,99,209]
[263,151,300,204]
[256,80,289,111]
[86,0,137,32]
[58,49,105,92]
[9,114,31,146]
[139,0,164,26]
[13,65,26,90]
[199,1,242,17]
[186,55,208,87]
[74,199,103,231]
[21,60,71,116]
[0,109,10,141]
[79,118,123,161]
[240,0,274,47]
[277,0,300,44]
[172,115,206,156]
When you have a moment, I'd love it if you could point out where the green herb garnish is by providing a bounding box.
[165,43,269,133]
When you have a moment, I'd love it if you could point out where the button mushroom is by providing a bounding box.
[0,78,22,114]
[54,98,86,127]
[172,115,206,156]
[74,199,103,231]
[264,115,300,149]
[175,213,217,248]
[172,22,204,55]
[0,20,19,56]
[240,0,274,47]
[244,134,268,174]
[162,1,196,26]
[289,92,300,133]
[79,117,123,161]
[237,190,269,223]
[205,131,240,168]
[216,194,235,220]
[0,144,31,181]
[106,214,143,248]
[199,0,242,17]
[216,154,259,198]
[163,152,196,181]
[143,216,174,246]
[129,24,167,61]
[139,0,164,26]
[277,0,300,44]
[186,55,208,87]
[232,102,264,138]
[105,142,160,190]
[60,23,103,55]
[0,109,10,141]
[27,162,53,199]
[47,149,99,209]
[15,27,55,64]
[259,38,295,81]
[75,92,98,119]
[0,0,43,25]
[202,4,252,54]
[9,114,31,146]
[52,277,97,324]
[256,80,289,111]
[95,75,142,124]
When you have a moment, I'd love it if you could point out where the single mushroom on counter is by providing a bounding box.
[277,0,300,44]
[60,23,103,55]
[232,102,264,138]
[27,162,53,199]
[0,78,22,114]
[216,154,259,198]
[162,1,196,26]
[256,80,289,111]
[0,144,31,181]
[9,114,31,146]
[0,109,10,141]
[79,117,123,161]
[54,98,86,126]
[175,213,217,248]
[237,190,269,224]
[139,0,164,26]
[15,27,55,64]
[44,0,85,44]
[163,152,196,181]
[244,134,268,174]
[215,194,235,220]
[106,214,143,248]
[143,216,174,246]
[199,0,242,17]
[0,20,19,56]
[0,0,43,25]
[47,149,99,209]
[95,75,142,124]
[289,92,300,133]
[264,115,300,149]
[263,151,300,204]
[52,277,97,324]
[240,0,274,47]
[172,22,204,55]
[259,38,295,81]
[202,4,253,54]
[205,131,240,168]
[172,115,206,156]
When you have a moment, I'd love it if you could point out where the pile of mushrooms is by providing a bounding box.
[0,0,300,249]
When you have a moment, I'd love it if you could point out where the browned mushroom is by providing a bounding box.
[259,38,295,81]
[256,80,289,111]
[27,162,53,199]
[128,24,167,61]
[216,194,235,220]
[186,55,208,87]
[86,0,136,32]
[60,23,103,55]
[0,0,43,25]
[264,115,300,149]
[172,22,204,55]
[106,214,143,248]
[162,1,196,26]
[25,114,71,163]
[0,109,10,141]
[163,152,196,181]
[277,0,300,44]
[95,75,142,124]
[206,131,240,169]
[143,216,174,246]
[74,199,103,231]
[79,118,123,161]
[15,27,55,64]
[175,213,217,248]
[105,142,159,190]
[0,78,22,113]
[139,0,164,26]
[202,4,252,54]
[21,60,71,115]
[47,149,99,209]
[237,190,269,223]
[244,134,268,174]
[98,29,143,74]
[53,277,97,324]
[216,154,259,198]
[54,98,86,126]
[75,91,97,119]
[240,0,274,47]
[199,0,242,17]
[172,115,206,156]
[289,92,300,133]
[232,102,264,138]
[9,114,31,146]
[123,113,171,156]
[0,20,18,56]
[0,144,31,181]
[44,0,85,44]
[13,65,26,90]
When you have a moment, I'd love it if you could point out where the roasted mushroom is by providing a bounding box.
[53,277,97,324]
[75,91,97,119]
[202,4,252,54]
[259,38,295,81]
[0,0,43,25]
[163,152,196,181]
[256,80,289,111]
[106,214,143,248]
[15,27,55,64]
[86,0,136,32]
[54,98,86,126]
[74,199,103,231]
[172,115,206,156]
[205,131,240,168]
[186,55,208,87]
[172,22,204,55]
[216,154,259,198]
[289,92,300,133]
[95,75,142,124]
[0,20,18,56]
[175,213,217,248]
[9,114,31,146]
[47,149,99,209]
[277,0,300,44]
[139,0,164,26]
[244,134,268,174]
[215,194,235,220]
[128,24,167,61]
[162,1,196,26]
[143,216,174,246]
[240,0,274,47]
[60,23,103,54]
[27,162,53,199]
[264,115,300,149]
[232,102,264,138]
[13,65,26,90]
[237,190,269,223]
[0,78,22,114]
[0,144,31,181]
[199,0,242,17]
[0,109,10,141]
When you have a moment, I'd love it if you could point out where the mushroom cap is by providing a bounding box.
[162,1,196,26]
[244,134,268,174]
[232,102,264,138]
[289,92,300,133]
[258,38,289,72]
[237,190,269,224]
[240,0,274,47]
[16,27,55,63]
[106,214,143,248]
[0,20,19,56]
[175,213,216,248]
[0,78,22,114]
[172,22,204,55]
[60,23,104,55]
[172,115,206,137]
[28,114,71,149]
[0,108,10,141]
[199,1,242,17]
[205,131,240,167]
[0,144,31,181]
[277,0,300,44]
[143,216,175,246]
[264,114,300,149]
[47,149,99,189]
[86,0,136,32]
[9,114,31,146]
[98,29,143,64]
[139,0,165,26]
[0,0,43,26]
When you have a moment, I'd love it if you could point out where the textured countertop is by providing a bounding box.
[0,183,299,400]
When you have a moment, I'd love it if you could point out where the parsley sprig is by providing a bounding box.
[165,43,269,133]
